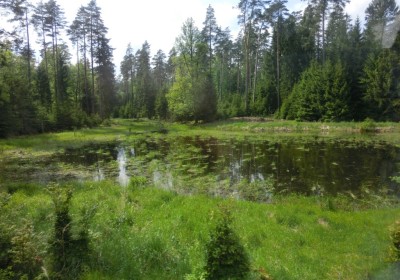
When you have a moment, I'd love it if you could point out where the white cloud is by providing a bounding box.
[96,0,239,67]
[345,0,370,22]
[23,0,239,68]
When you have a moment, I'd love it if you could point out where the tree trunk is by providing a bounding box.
[75,41,80,108]
[51,24,58,105]
[321,0,326,65]
[83,33,89,114]
[276,22,280,115]
[219,54,224,100]
[244,27,250,114]
[25,10,31,91]
[253,29,261,105]
[90,16,95,114]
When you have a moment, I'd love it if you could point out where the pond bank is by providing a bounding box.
[1,119,400,279]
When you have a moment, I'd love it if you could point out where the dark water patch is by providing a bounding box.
[55,142,119,166]
[1,137,399,199]
[129,136,400,196]
[52,142,131,186]
[53,137,400,197]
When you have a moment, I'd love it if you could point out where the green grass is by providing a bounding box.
[1,119,400,279]
[1,181,399,279]
[1,119,400,152]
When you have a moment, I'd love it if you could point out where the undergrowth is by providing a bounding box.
[0,180,399,279]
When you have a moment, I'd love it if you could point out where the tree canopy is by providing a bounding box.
[1,0,400,136]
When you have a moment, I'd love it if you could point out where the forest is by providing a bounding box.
[0,0,399,137]
[2,1,400,279]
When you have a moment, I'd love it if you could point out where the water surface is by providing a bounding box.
[1,136,399,198]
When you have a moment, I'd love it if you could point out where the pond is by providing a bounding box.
[1,136,399,199]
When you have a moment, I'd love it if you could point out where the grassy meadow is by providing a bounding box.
[1,119,400,279]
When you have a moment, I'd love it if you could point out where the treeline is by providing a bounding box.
[1,0,400,137]
[118,0,400,122]
[0,0,116,137]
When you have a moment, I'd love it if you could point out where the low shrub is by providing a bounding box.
[360,118,377,133]
[390,220,400,261]
[204,206,250,279]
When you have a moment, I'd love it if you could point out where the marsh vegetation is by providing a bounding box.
[1,119,400,279]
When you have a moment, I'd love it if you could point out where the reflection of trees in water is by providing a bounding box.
[155,137,400,195]
[3,137,398,196]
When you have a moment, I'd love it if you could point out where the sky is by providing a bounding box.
[60,0,371,68]
[3,0,399,70]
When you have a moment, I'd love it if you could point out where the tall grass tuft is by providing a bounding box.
[49,185,90,279]
[360,118,377,133]
[390,220,400,261]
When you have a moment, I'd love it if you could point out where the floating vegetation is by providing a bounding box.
[1,135,399,201]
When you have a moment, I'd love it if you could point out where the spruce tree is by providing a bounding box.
[205,207,250,280]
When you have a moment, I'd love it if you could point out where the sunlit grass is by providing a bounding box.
[1,180,399,279]
[2,118,400,152]
[1,119,400,278]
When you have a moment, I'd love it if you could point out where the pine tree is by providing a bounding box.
[361,49,400,120]
[283,60,350,121]
[96,36,116,118]
[201,5,218,75]
[266,0,288,114]
[120,44,136,117]
[7,0,33,89]
[237,0,269,113]
[152,49,168,119]
[365,0,400,47]
[136,41,154,118]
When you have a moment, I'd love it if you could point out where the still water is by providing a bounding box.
[1,136,399,197]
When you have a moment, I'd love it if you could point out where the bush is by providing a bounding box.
[49,186,73,279]
[390,220,400,261]
[128,176,147,191]
[0,224,12,278]
[49,185,90,279]
[360,118,377,133]
[205,206,250,280]
[9,222,43,279]
[237,178,274,203]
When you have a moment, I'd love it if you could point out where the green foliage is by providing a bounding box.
[155,90,169,120]
[282,61,350,121]
[0,178,399,279]
[49,185,73,279]
[0,193,43,280]
[205,206,250,280]
[167,66,195,121]
[167,64,217,122]
[166,19,217,123]
[361,49,400,120]
[391,176,400,184]
[9,222,42,279]
[128,176,147,191]
[360,118,377,133]
[237,178,274,203]
[390,220,400,261]
[0,194,13,278]
[217,93,246,118]
[48,185,90,279]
